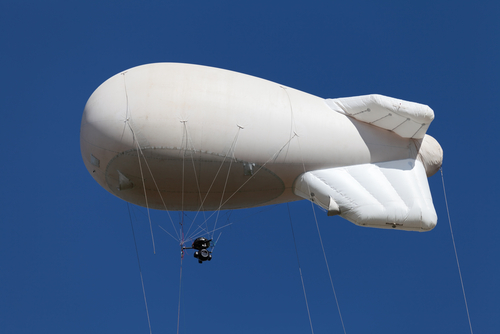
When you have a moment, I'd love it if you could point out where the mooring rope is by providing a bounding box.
[127,203,153,334]
[441,168,474,334]
[287,204,315,334]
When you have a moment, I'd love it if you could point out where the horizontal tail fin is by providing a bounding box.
[293,159,437,231]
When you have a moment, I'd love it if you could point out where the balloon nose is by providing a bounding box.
[80,72,132,152]
[80,71,133,193]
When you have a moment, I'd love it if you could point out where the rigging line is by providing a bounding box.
[228,204,278,225]
[127,203,153,334]
[200,133,297,225]
[128,206,179,243]
[120,72,130,142]
[179,122,190,242]
[180,122,187,248]
[211,231,223,254]
[192,205,278,241]
[176,256,184,334]
[185,221,215,240]
[279,86,296,163]
[295,133,347,334]
[157,224,181,242]
[128,123,156,254]
[181,122,219,239]
[441,168,474,334]
[188,223,233,242]
[184,123,209,234]
[133,143,179,241]
[184,127,242,239]
[212,138,238,240]
[287,203,314,334]
[210,211,233,254]
[132,134,179,240]
[186,212,232,241]
[186,211,232,239]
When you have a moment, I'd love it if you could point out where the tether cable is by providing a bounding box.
[176,256,184,334]
[127,203,153,334]
[441,168,474,334]
[293,123,347,334]
[310,202,347,334]
[287,204,314,334]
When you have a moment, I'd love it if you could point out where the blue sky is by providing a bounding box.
[1,1,499,333]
